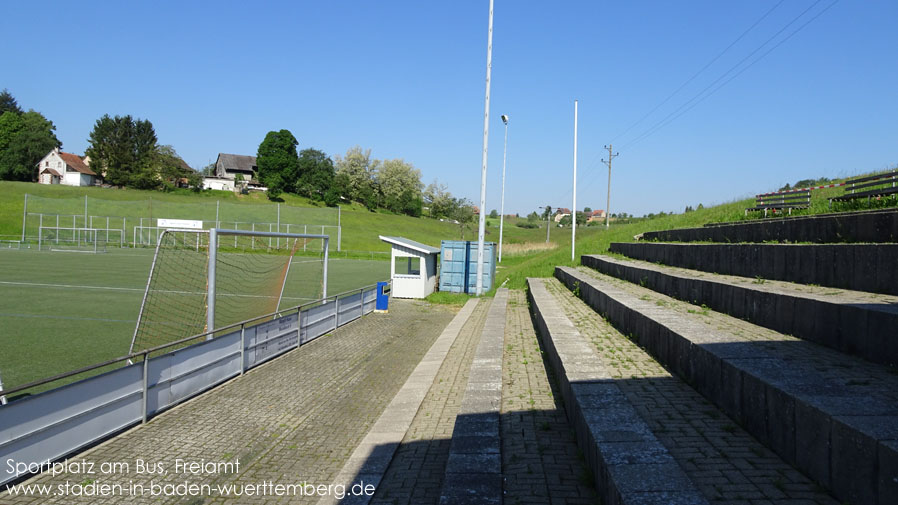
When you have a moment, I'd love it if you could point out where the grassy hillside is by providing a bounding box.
[0,181,567,252]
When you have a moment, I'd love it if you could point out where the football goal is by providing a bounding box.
[128,228,329,355]
[38,226,123,253]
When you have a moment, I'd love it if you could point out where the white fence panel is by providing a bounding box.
[0,364,143,484]
[244,313,299,369]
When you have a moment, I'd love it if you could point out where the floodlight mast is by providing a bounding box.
[498,114,509,263]
[572,100,578,262]
[475,0,495,296]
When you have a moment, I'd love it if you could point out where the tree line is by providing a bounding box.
[255,128,473,219]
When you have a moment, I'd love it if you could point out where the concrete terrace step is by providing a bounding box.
[531,276,840,505]
[582,253,898,367]
[555,265,898,505]
[610,241,898,296]
[641,208,898,244]
[528,278,708,505]
[439,288,508,505]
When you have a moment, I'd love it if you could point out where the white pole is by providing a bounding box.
[498,116,508,263]
[572,100,578,262]
[475,0,495,297]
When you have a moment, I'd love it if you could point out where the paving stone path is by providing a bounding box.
[544,277,838,505]
[2,300,456,505]
[369,298,491,505]
[500,290,598,505]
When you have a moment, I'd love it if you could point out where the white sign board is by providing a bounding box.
[157,218,204,230]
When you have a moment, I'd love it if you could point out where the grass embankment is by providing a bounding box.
[0,181,562,252]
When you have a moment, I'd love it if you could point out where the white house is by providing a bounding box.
[379,236,440,299]
[202,177,236,191]
[36,148,97,186]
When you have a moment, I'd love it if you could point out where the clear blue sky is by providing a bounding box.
[4,1,896,216]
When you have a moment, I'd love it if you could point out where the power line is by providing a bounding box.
[619,0,832,152]
[621,0,840,152]
[611,0,787,144]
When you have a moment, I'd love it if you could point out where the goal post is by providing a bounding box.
[129,228,329,355]
[206,228,328,339]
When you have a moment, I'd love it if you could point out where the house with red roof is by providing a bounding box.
[587,209,606,223]
[36,148,97,186]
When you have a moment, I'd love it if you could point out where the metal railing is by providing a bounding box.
[0,282,385,486]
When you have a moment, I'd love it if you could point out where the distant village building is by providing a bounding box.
[203,153,263,192]
[36,148,97,186]
[587,209,606,223]
[553,208,571,223]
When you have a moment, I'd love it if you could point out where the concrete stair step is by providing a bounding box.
[583,253,898,367]
[554,265,898,505]
[610,241,898,296]
[527,277,710,505]
[439,288,508,505]
[641,208,898,244]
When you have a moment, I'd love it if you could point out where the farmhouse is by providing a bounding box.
[586,209,606,223]
[36,148,97,186]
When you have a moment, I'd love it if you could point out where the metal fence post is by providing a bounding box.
[240,323,246,375]
[21,193,27,242]
[142,353,149,423]
[207,228,217,337]
[334,296,339,331]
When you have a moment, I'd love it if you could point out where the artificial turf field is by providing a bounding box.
[0,246,388,393]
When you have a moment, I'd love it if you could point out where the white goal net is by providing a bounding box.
[128,228,329,355]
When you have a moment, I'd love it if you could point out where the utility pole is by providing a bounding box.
[475,0,495,296]
[602,144,619,229]
[572,100,578,261]
[498,114,509,263]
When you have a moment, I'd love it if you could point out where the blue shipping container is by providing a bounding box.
[438,240,497,294]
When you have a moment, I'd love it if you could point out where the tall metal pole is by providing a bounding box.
[572,100,578,261]
[475,0,495,296]
[84,195,88,228]
[498,115,509,263]
[546,208,551,243]
[602,145,619,229]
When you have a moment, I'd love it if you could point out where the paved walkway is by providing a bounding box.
[3,300,456,505]
[4,291,599,505]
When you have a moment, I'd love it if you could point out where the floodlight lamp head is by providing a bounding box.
[501,114,509,125]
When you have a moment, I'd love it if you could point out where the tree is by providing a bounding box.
[335,146,380,210]
[256,129,300,199]
[541,206,553,220]
[449,197,475,239]
[489,209,498,218]
[85,114,158,187]
[583,206,592,214]
[0,89,22,116]
[325,172,350,207]
[0,110,61,181]
[201,161,216,176]
[378,158,423,216]
[424,180,454,219]
[527,211,539,222]
[295,148,335,201]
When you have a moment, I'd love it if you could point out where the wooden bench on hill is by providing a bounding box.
[829,170,898,209]
[745,189,810,217]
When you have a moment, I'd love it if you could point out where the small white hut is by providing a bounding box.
[379,236,440,299]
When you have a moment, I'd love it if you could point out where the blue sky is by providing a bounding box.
[4,1,896,216]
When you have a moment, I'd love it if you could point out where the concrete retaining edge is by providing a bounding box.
[527,278,708,505]
[609,242,898,296]
[439,289,507,505]
[582,254,898,368]
[642,209,898,244]
[554,266,898,505]
[320,298,480,505]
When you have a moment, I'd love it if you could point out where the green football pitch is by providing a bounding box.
[0,247,388,394]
